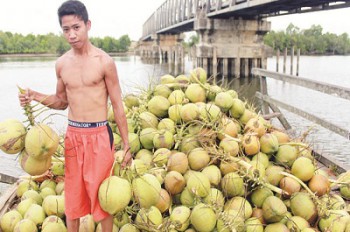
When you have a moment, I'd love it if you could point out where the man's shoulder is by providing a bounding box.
[56,50,73,65]
[93,47,114,63]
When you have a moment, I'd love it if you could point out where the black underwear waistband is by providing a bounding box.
[68,120,108,128]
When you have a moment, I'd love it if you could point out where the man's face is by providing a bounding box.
[61,15,90,49]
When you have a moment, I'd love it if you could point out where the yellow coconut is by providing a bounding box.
[153,84,172,98]
[42,195,65,218]
[132,173,161,208]
[155,188,172,213]
[185,84,206,103]
[170,205,191,231]
[16,198,35,217]
[158,118,176,134]
[95,223,118,232]
[124,94,140,109]
[190,203,217,232]
[164,171,186,195]
[21,190,43,205]
[167,152,189,174]
[39,187,56,199]
[147,95,170,118]
[153,129,174,150]
[168,104,183,124]
[119,223,140,232]
[19,149,52,176]
[180,187,196,207]
[265,165,285,186]
[180,103,199,122]
[206,85,222,101]
[41,219,67,232]
[152,147,171,167]
[0,210,23,232]
[250,187,274,208]
[224,196,253,219]
[17,180,39,197]
[291,156,315,182]
[259,133,279,155]
[229,98,246,119]
[202,165,222,186]
[160,74,175,84]
[245,217,264,232]
[216,209,245,232]
[262,196,288,223]
[135,206,163,231]
[98,176,131,214]
[190,67,207,84]
[138,111,159,129]
[239,109,257,125]
[290,192,318,224]
[79,214,95,232]
[168,89,186,105]
[218,117,238,140]
[242,134,260,156]
[199,103,222,122]
[203,188,225,210]
[188,147,210,171]
[221,172,244,197]
[275,144,298,168]
[24,204,45,225]
[25,123,59,160]
[179,135,200,154]
[13,218,38,232]
[113,211,130,228]
[219,137,240,157]
[139,127,157,150]
[0,119,26,154]
[244,117,266,137]
[215,91,234,112]
[186,171,211,197]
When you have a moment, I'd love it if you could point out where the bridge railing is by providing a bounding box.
[252,68,350,172]
[142,0,249,39]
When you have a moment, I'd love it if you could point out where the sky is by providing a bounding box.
[0,0,350,41]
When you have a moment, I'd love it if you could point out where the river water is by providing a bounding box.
[0,55,349,194]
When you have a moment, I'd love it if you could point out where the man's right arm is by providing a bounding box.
[19,62,68,110]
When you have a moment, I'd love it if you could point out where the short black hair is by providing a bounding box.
[58,0,89,26]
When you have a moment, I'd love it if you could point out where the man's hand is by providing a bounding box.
[121,147,132,169]
[18,88,34,107]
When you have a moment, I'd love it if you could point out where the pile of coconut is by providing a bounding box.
[1,68,350,232]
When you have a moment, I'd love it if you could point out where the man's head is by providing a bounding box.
[58,0,89,26]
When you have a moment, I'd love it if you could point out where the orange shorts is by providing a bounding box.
[64,121,114,221]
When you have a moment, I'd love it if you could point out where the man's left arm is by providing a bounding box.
[104,56,132,168]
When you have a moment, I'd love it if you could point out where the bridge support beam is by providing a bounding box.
[194,17,271,78]
[138,34,185,76]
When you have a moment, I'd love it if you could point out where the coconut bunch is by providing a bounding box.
[95,67,350,232]
[0,87,61,178]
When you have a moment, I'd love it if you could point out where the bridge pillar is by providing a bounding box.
[194,17,271,78]
[138,34,185,76]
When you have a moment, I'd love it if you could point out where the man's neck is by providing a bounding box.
[73,41,93,56]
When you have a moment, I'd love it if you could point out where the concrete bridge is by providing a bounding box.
[137,0,350,77]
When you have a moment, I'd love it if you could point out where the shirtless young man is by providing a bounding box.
[18,0,132,231]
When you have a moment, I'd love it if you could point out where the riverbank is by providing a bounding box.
[0,51,133,58]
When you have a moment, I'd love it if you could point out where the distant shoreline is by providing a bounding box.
[0,53,58,58]
[0,51,133,58]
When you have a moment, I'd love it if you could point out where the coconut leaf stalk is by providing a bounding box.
[17,85,35,127]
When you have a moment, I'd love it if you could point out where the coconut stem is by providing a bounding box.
[227,156,286,195]
[279,142,309,148]
[280,171,316,197]
[17,85,35,127]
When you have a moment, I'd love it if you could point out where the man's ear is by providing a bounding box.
[87,20,91,30]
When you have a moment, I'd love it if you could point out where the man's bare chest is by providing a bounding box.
[61,62,104,88]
